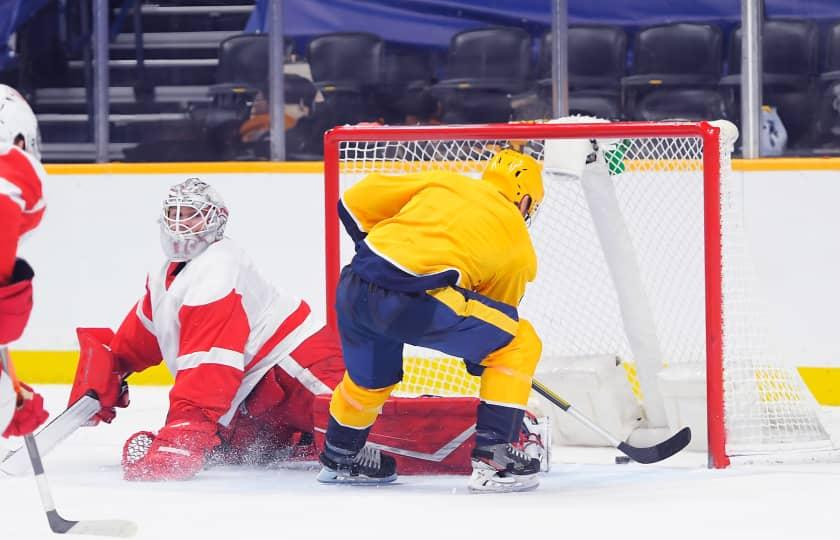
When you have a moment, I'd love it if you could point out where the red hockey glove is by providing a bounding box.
[2,382,48,437]
[68,328,129,425]
[122,421,220,481]
[0,259,34,344]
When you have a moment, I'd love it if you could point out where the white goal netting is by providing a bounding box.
[328,121,835,465]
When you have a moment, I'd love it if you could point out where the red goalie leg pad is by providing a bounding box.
[216,366,328,465]
[313,394,479,475]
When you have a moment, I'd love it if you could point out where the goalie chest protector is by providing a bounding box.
[313,395,478,474]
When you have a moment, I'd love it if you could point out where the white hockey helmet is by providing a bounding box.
[159,178,229,262]
[0,84,41,160]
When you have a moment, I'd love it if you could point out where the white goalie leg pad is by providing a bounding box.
[468,461,540,494]
[543,115,610,179]
[520,412,552,472]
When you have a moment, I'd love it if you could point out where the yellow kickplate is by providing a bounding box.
[6,350,840,407]
[6,351,174,386]
[797,367,840,406]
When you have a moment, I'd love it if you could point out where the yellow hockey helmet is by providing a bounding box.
[481,149,544,224]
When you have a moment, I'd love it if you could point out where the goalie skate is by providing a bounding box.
[468,443,541,494]
[317,444,397,485]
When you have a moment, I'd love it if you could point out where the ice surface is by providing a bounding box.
[1,386,838,540]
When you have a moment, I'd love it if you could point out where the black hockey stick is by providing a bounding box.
[1,348,137,537]
[532,378,691,464]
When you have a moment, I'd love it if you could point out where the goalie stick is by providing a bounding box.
[1,394,100,475]
[531,378,691,464]
[1,348,138,537]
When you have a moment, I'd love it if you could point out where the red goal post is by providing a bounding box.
[323,120,835,469]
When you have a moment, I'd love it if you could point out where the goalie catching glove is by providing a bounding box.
[67,328,129,425]
[122,420,220,481]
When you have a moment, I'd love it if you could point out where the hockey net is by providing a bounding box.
[323,120,836,468]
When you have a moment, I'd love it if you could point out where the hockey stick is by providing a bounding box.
[1,394,101,475]
[1,348,138,537]
[531,378,691,464]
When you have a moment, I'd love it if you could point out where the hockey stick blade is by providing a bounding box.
[616,427,692,464]
[47,512,138,538]
[532,378,692,464]
[24,434,138,538]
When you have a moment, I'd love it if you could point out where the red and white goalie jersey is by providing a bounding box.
[71,237,343,480]
[117,237,331,426]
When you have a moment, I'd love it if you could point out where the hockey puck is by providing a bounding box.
[615,455,631,464]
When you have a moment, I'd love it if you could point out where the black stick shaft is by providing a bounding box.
[531,377,691,464]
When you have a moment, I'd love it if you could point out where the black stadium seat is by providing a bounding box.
[721,19,819,147]
[380,44,437,124]
[213,34,269,94]
[188,33,319,161]
[432,27,532,123]
[622,23,725,121]
[814,21,840,146]
[537,26,627,119]
[307,32,385,124]
[211,33,316,108]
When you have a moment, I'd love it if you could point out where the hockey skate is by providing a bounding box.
[317,444,397,485]
[468,443,541,493]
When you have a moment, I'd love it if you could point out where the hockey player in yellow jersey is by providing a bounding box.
[318,148,545,493]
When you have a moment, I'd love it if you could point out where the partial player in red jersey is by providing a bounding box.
[0,84,49,440]
[68,178,344,481]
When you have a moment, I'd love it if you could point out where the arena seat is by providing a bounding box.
[721,19,819,148]
[814,21,840,147]
[432,26,531,123]
[307,32,385,124]
[536,26,627,119]
[622,23,725,121]
[380,44,438,124]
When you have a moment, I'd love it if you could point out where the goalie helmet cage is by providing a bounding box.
[323,120,836,469]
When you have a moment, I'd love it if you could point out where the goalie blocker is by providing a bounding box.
[313,394,549,475]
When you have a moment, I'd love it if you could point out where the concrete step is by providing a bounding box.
[35,85,211,106]
[111,31,239,50]
[41,142,136,162]
[37,112,190,124]
[133,5,254,16]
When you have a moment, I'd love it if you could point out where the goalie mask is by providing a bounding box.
[159,178,229,262]
[482,149,544,227]
[0,84,41,160]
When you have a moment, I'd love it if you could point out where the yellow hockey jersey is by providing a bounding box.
[338,170,537,307]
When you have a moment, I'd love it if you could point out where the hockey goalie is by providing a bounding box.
[67,177,547,481]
